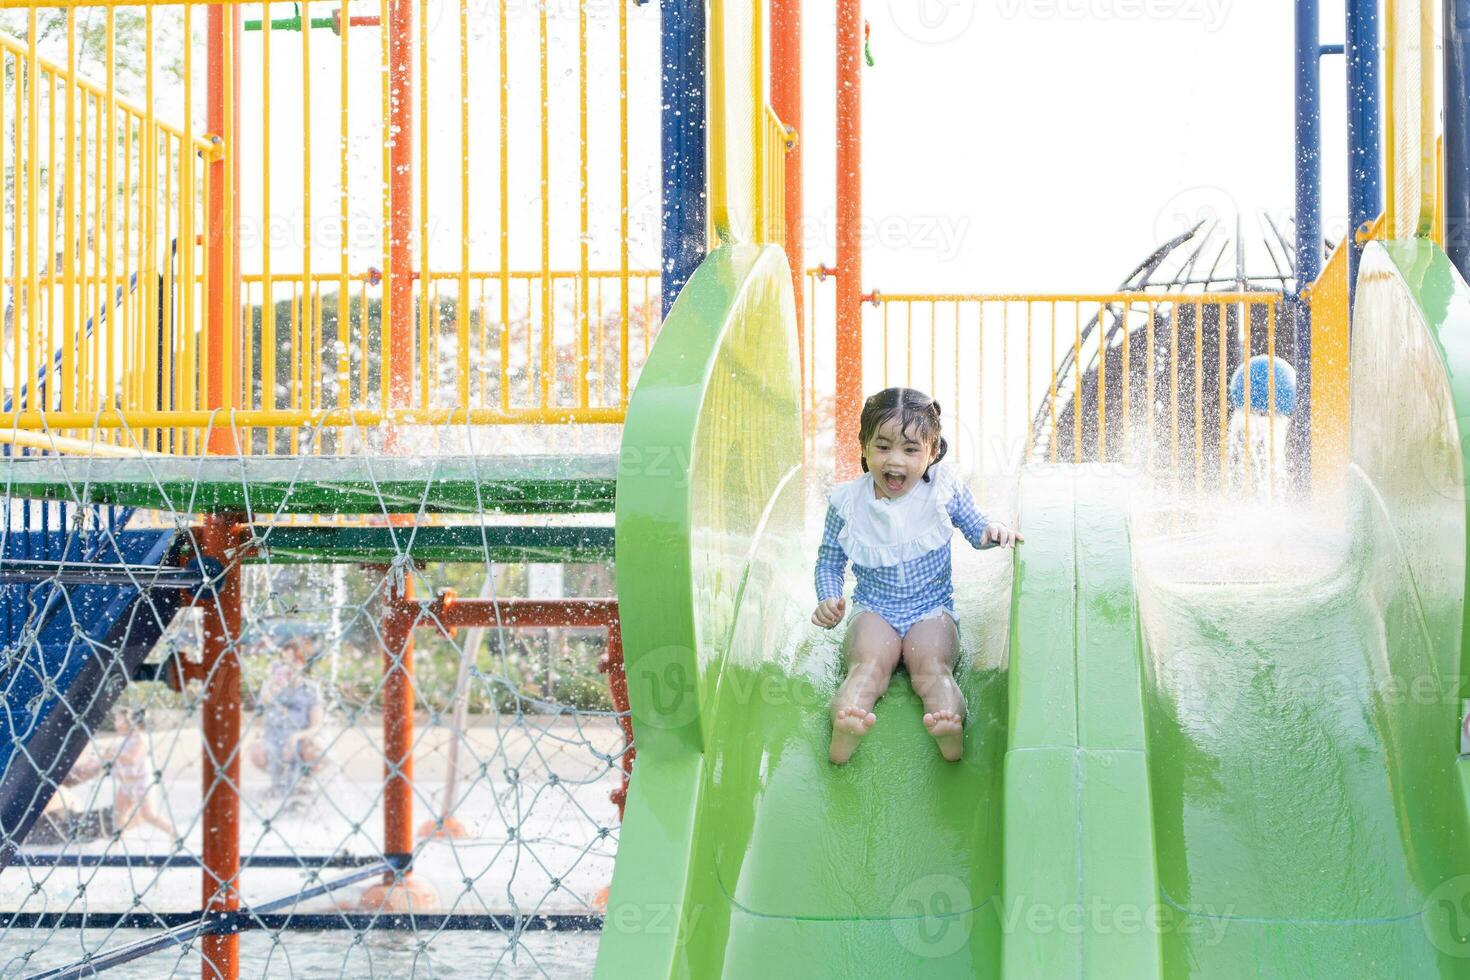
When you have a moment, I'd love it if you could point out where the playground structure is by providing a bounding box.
[0,0,1466,979]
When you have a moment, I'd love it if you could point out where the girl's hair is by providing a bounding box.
[857,387,948,482]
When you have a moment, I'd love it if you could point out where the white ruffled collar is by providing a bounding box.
[828,464,959,567]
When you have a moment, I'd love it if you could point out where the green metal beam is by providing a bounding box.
[0,454,617,516]
[240,524,614,565]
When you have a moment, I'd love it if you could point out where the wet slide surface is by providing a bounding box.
[599,239,1470,977]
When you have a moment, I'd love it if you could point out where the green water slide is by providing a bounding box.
[596,239,1470,977]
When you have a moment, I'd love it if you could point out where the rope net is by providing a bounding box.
[0,422,630,977]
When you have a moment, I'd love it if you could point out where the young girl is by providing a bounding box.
[812,387,1020,764]
[110,708,177,837]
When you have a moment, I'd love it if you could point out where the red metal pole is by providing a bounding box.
[205,3,241,456]
[598,617,633,817]
[386,0,415,408]
[199,516,243,980]
[771,0,803,442]
[360,571,436,910]
[835,0,863,478]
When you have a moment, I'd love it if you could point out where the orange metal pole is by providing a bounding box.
[834,0,862,478]
[771,0,803,433]
[386,0,414,409]
[598,618,634,818]
[360,570,436,910]
[199,515,243,980]
[205,4,241,455]
[201,10,243,978]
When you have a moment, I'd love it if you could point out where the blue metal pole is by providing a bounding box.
[1346,0,1382,302]
[1293,0,1322,480]
[1447,0,1470,279]
[660,0,707,319]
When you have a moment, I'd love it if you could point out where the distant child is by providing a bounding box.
[812,387,1021,764]
[249,636,326,798]
[109,708,177,838]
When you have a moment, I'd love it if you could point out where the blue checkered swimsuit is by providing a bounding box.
[814,464,993,635]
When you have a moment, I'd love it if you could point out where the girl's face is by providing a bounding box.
[863,417,939,500]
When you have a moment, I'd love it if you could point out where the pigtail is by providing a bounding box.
[922,400,947,482]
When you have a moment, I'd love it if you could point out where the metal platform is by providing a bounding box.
[0,454,618,516]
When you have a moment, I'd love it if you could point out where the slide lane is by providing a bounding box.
[597,244,1011,978]
[1130,238,1470,977]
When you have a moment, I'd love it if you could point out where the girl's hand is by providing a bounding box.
[983,523,1024,549]
[812,597,846,629]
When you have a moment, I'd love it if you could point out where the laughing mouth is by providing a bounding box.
[882,472,906,493]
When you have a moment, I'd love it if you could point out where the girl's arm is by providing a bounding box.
[814,506,849,601]
[947,483,992,549]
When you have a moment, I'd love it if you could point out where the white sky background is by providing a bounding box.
[813,0,1353,293]
[14,0,1362,293]
[226,0,1359,294]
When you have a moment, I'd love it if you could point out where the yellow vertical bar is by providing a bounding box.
[1193,300,1203,490]
[1001,302,1009,446]
[294,283,305,452]
[418,0,430,409]
[1024,302,1032,456]
[303,0,315,419]
[1267,300,1277,497]
[2,50,11,412]
[954,301,961,462]
[880,301,888,386]
[12,47,25,414]
[1243,301,1252,488]
[1169,300,1179,479]
[1072,303,1081,463]
[25,23,38,413]
[1121,300,1130,458]
[120,116,131,417]
[79,91,89,416]
[976,301,985,472]
[577,0,589,408]
[262,10,275,440]
[499,0,510,414]
[180,8,193,425]
[538,0,551,408]
[1218,299,1227,489]
[1048,301,1058,463]
[458,0,471,409]
[162,136,174,440]
[47,70,56,423]
[618,0,630,410]
[478,278,489,405]
[62,11,75,418]
[1145,301,1155,477]
[105,10,118,432]
[142,10,155,447]
[928,301,936,392]
[1097,302,1107,462]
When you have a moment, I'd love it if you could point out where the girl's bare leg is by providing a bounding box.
[902,614,965,761]
[830,612,902,764]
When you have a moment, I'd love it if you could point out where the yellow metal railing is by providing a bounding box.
[237,268,661,453]
[1386,0,1440,240]
[0,13,215,451]
[757,106,793,248]
[2,0,661,450]
[861,291,1286,492]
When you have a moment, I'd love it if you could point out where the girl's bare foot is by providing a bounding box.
[923,710,965,762]
[830,706,877,764]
